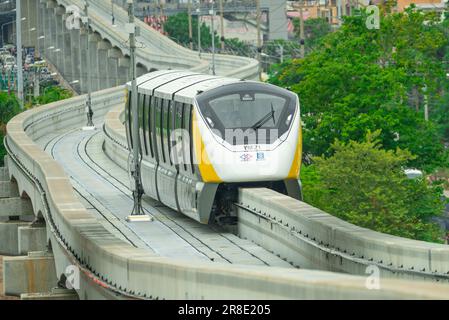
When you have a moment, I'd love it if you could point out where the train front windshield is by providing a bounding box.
[196,83,297,145]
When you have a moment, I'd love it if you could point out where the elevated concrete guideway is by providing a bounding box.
[5,0,449,301]
[5,86,449,299]
[21,0,259,94]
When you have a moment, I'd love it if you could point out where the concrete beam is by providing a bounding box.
[0,197,33,217]
[3,252,58,297]
[21,288,78,300]
[0,182,19,199]
[0,221,31,255]
[0,167,9,181]
[18,226,47,255]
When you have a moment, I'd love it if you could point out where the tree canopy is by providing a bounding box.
[301,131,445,243]
[269,7,449,172]
[164,12,219,49]
[0,92,21,165]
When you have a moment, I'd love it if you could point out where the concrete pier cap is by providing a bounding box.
[108,47,123,60]
[97,39,112,51]
[88,32,102,43]
[46,0,57,9]
[119,55,131,68]
[55,5,65,16]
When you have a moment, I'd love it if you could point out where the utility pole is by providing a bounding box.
[219,0,224,51]
[299,1,305,58]
[210,0,216,75]
[197,1,201,57]
[126,0,149,222]
[279,44,284,64]
[111,0,116,25]
[188,0,193,50]
[256,0,262,80]
[423,84,429,121]
[83,0,94,128]
[16,0,24,108]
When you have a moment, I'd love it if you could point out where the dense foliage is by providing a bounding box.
[270,7,449,172]
[0,92,21,165]
[33,86,73,105]
[301,132,445,243]
[164,12,219,49]
[292,17,332,54]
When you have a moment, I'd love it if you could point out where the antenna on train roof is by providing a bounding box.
[126,0,152,223]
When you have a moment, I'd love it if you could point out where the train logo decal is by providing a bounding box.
[256,152,265,161]
[240,153,253,162]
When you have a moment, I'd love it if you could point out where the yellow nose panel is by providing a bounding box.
[192,111,223,183]
[287,123,303,179]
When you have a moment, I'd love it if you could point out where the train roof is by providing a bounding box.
[129,70,252,104]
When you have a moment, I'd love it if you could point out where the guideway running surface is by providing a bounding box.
[47,122,292,267]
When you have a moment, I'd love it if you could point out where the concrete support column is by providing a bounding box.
[79,28,88,94]
[96,39,111,90]
[42,1,51,60]
[21,0,30,48]
[25,0,38,48]
[37,1,46,57]
[70,29,81,92]
[3,252,58,296]
[107,47,122,88]
[118,56,130,86]
[46,1,57,64]
[137,64,148,78]
[88,33,101,92]
[55,6,66,75]
[18,225,47,255]
[62,14,72,81]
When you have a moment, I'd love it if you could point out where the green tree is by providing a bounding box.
[293,17,332,53]
[270,8,449,171]
[164,12,219,49]
[0,92,21,165]
[34,86,72,105]
[302,131,445,243]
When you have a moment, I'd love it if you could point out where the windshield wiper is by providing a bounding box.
[251,103,276,131]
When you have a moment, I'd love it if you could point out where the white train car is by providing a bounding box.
[126,70,302,224]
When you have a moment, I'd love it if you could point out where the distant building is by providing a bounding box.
[395,0,446,12]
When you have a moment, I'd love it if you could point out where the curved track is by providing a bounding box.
[44,119,293,266]
[6,87,449,299]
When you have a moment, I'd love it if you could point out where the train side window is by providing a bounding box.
[162,99,170,165]
[151,95,159,162]
[159,98,166,163]
[183,104,195,174]
[174,101,184,169]
[180,103,187,171]
[155,97,164,163]
[167,100,173,166]
[189,105,195,174]
[146,95,154,158]
[138,93,145,155]
[126,92,133,149]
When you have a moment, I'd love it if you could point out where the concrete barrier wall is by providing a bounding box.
[236,188,449,282]
[6,88,449,299]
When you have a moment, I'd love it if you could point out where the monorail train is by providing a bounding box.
[125,70,302,224]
